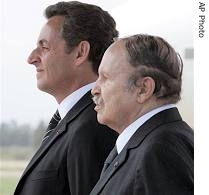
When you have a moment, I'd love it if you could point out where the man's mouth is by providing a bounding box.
[94,104,101,112]
[92,95,103,111]
[36,68,44,72]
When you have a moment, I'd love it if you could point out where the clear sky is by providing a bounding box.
[1,0,194,127]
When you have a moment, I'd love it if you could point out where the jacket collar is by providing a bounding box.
[127,107,181,150]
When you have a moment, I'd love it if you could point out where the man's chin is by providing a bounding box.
[37,84,44,91]
[97,114,105,125]
[37,82,49,93]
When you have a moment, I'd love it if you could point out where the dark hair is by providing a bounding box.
[45,1,119,73]
[123,34,183,103]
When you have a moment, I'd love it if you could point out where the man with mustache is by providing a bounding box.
[14,1,118,195]
[91,34,194,195]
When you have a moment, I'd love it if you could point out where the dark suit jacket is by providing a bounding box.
[14,91,118,195]
[90,108,194,195]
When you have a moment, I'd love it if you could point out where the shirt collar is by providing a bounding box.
[116,104,175,154]
[57,82,95,119]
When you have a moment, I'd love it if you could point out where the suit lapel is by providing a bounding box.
[90,108,182,194]
[20,91,93,180]
[91,146,128,194]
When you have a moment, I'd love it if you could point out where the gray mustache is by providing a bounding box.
[92,95,102,105]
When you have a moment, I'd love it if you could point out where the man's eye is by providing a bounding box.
[101,73,108,80]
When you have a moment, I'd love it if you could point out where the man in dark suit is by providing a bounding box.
[14,2,118,195]
[91,34,194,195]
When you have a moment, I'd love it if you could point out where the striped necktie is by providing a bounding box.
[42,110,61,142]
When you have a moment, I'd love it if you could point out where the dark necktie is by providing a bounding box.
[100,146,118,177]
[42,110,61,142]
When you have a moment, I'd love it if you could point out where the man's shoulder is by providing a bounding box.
[64,100,117,139]
[132,120,194,162]
[127,118,193,158]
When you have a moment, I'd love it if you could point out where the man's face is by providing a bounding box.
[92,41,139,133]
[27,16,77,97]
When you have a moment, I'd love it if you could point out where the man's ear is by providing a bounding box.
[137,77,155,103]
[75,41,90,66]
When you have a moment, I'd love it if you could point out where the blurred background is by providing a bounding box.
[0,0,193,194]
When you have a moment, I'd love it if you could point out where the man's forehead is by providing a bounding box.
[37,17,63,43]
[39,16,63,35]
[99,41,132,74]
[108,39,125,52]
[47,15,64,27]
[104,40,127,64]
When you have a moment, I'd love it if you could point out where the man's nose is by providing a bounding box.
[27,49,40,65]
[91,81,100,96]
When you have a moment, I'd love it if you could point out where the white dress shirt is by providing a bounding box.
[116,104,175,154]
[57,82,95,120]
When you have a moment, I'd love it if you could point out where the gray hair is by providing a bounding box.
[123,34,183,103]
